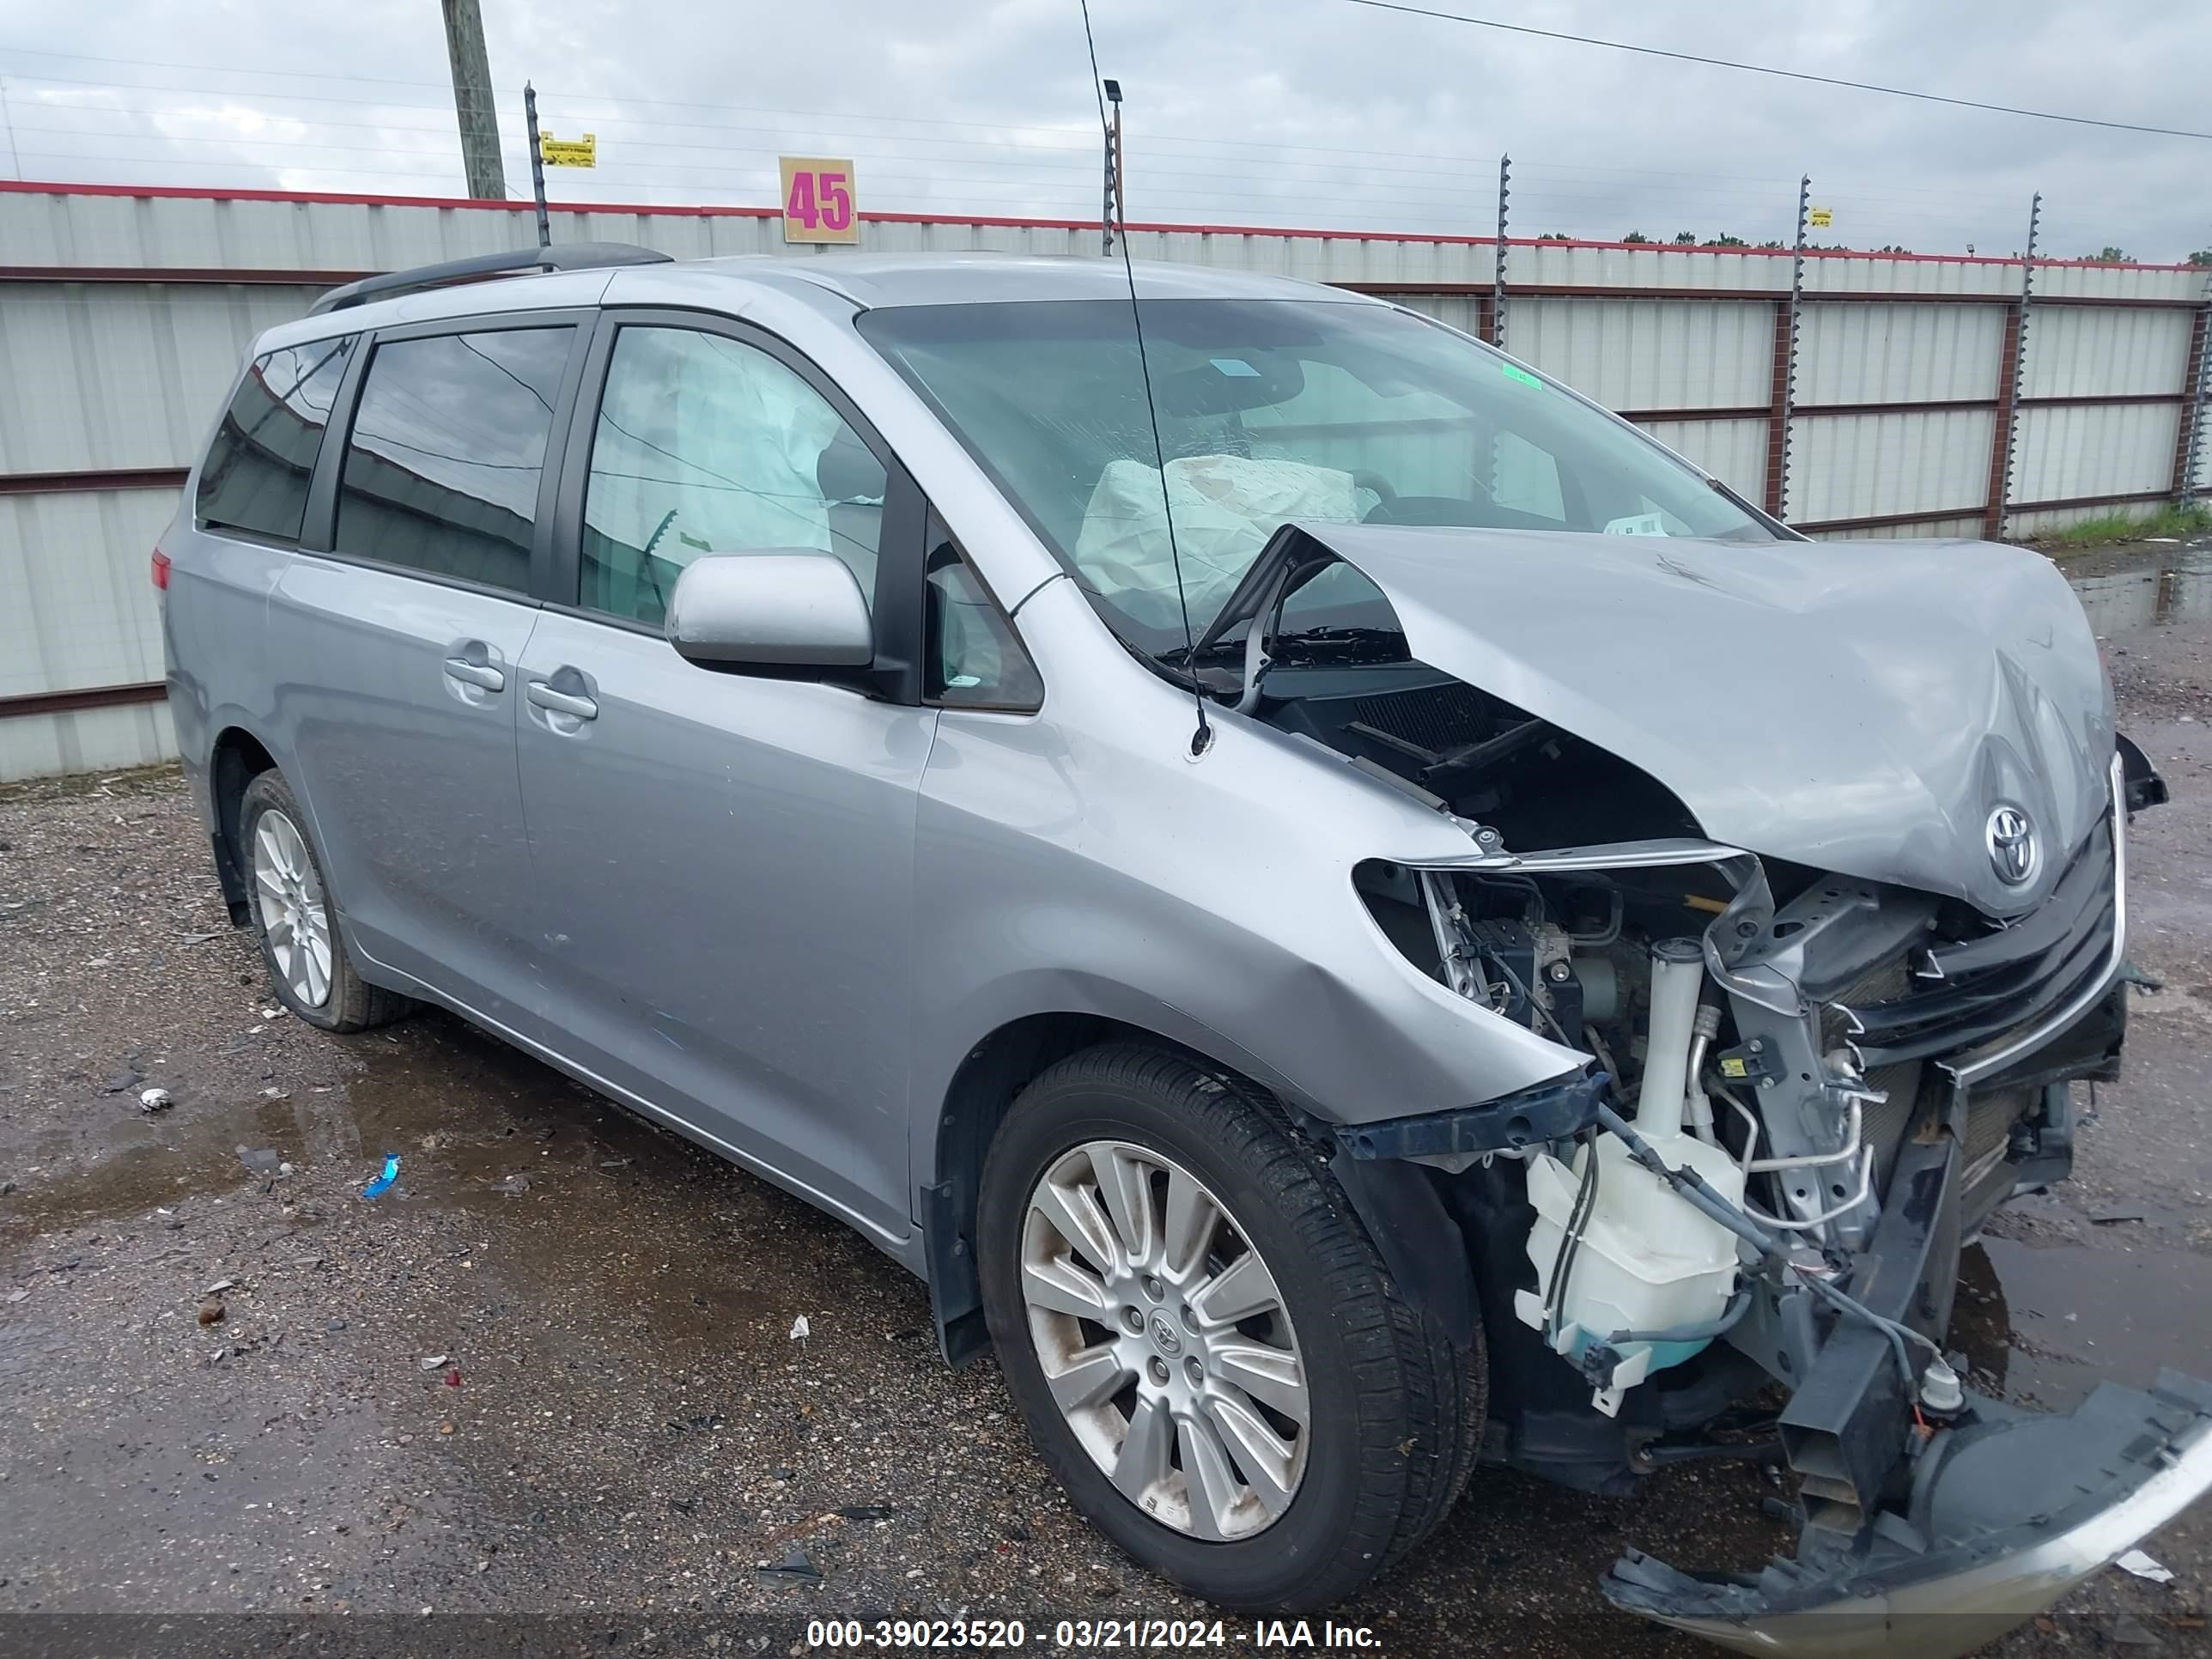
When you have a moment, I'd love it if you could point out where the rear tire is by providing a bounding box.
[977,1042,1484,1611]
[239,769,410,1034]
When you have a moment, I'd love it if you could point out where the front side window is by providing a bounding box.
[333,326,574,592]
[195,337,354,543]
[580,326,887,628]
[860,299,1774,657]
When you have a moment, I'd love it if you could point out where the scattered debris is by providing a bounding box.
[236,1147,283,1173]
[2106,1612,2163,1648]
[758,1545,822,1583]
[361,1154,400,1200]
[203,1279,236,1297]
[259,1086,289,1101]
[445,1369,462,1388]
[2118,1548,2176,1583]
[179,931,221,945]
[100,1067,143,1095]
[490,1173,531,1196]
[260,1006,285,1020]
[419,1354,450,1370]
[789,1315,811,1340]
[2092,1207,2147,1225]
[137,1086,173,1114]
[836,1504,893,1522]
[4,1288,27,1305]
[597,1158,632,1170]
[198,1298,226,1326]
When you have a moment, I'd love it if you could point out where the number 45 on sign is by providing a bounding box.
[781,158,860,245]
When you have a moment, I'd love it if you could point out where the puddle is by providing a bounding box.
[2,1012,721,1235]
[2063,540,2212,635]
[1952,1231,2212,1411]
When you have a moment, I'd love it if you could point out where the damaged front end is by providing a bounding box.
[1225,524,2209,1654]
[1346,780,2212,1656]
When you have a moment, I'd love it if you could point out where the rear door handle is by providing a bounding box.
[526,679,599,721]
[444,658,506,691]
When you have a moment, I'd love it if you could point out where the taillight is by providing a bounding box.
[151,549,171,591]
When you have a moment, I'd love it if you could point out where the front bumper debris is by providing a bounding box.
[1605,1370,2212,1659]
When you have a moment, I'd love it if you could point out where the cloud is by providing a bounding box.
[1,0,2205,258]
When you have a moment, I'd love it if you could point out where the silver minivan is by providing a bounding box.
[161,244,2209,1655]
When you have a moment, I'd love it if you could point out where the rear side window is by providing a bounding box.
[195,337,354,543]
[333,326,574,592]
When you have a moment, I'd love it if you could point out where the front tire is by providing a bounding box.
[239,769,410,1033]
[977,1043,1484,1610]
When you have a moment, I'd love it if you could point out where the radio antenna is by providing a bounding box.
[1079,2,1212,756]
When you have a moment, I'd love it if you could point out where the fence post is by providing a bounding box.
[1765,175,1808,520]
[523,82,551,250]
[1985,192,2040,539]
[1491,154,1510,349]
[2177,294,2210,506]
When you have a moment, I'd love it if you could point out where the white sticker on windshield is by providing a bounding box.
[1604,512,1669,537]
[1208,357,1261,377]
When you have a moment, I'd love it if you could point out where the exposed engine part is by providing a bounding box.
[1515,939,1749,1418]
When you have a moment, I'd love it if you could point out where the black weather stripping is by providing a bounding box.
[308,244,673,315]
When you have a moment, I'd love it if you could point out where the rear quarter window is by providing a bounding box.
[194,337,355,543]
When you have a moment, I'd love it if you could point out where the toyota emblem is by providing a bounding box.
[1985,805,2038,887]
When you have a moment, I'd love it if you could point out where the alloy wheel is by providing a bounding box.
[251,809,333,1008]
[1019,1139,1310,1540]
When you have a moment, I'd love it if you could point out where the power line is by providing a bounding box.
[1342,0,2212,141]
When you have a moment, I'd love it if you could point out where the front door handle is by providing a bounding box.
[444,657,506,691]
[526,679,599,721]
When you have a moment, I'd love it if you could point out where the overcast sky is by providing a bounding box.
[2,0,2207,260]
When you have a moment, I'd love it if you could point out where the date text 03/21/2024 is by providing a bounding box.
[805,1620,1384,1650]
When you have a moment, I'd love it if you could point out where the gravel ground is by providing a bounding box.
[3,544,2212,1658]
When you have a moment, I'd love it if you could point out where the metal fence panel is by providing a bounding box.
[1789,409,1997,523]
[1798,302,2005,404]
[0,486,175,700]
[1635,416,1768,505]
[0,283,319,475]
[2021,305,2195,398]
[1512,298,1772,410]
[2014,402,2185,501]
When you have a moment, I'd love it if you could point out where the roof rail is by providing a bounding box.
[307,242,673,315]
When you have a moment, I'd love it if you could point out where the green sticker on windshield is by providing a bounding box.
[1502,364,1543,389]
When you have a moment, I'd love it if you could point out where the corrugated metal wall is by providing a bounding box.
[3,182,2209,779]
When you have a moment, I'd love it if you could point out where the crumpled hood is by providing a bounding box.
[1296,524,2115,917]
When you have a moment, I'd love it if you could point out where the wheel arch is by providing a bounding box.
[919,998,1480,1370]
[921,1007,1283,1367]
[208,724,279,925]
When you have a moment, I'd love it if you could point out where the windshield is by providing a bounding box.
[859,297,1775,654]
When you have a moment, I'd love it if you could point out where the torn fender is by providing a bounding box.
[1605,1370,2212,1659]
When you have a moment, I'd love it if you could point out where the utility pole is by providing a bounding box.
[0,78,19,181]
[441,0,509,201]
[1101,78,1124,257]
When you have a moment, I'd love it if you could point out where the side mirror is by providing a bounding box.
[665,552,873,671]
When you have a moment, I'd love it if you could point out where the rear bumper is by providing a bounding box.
[1605,1370,2212,1659]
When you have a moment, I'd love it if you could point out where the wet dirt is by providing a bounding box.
[3,557,2212,1655]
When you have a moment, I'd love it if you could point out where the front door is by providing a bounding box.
[514,316,932,1246]
[270,319,581,1024]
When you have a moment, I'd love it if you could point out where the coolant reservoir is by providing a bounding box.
[1515,1131,1747,1417]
